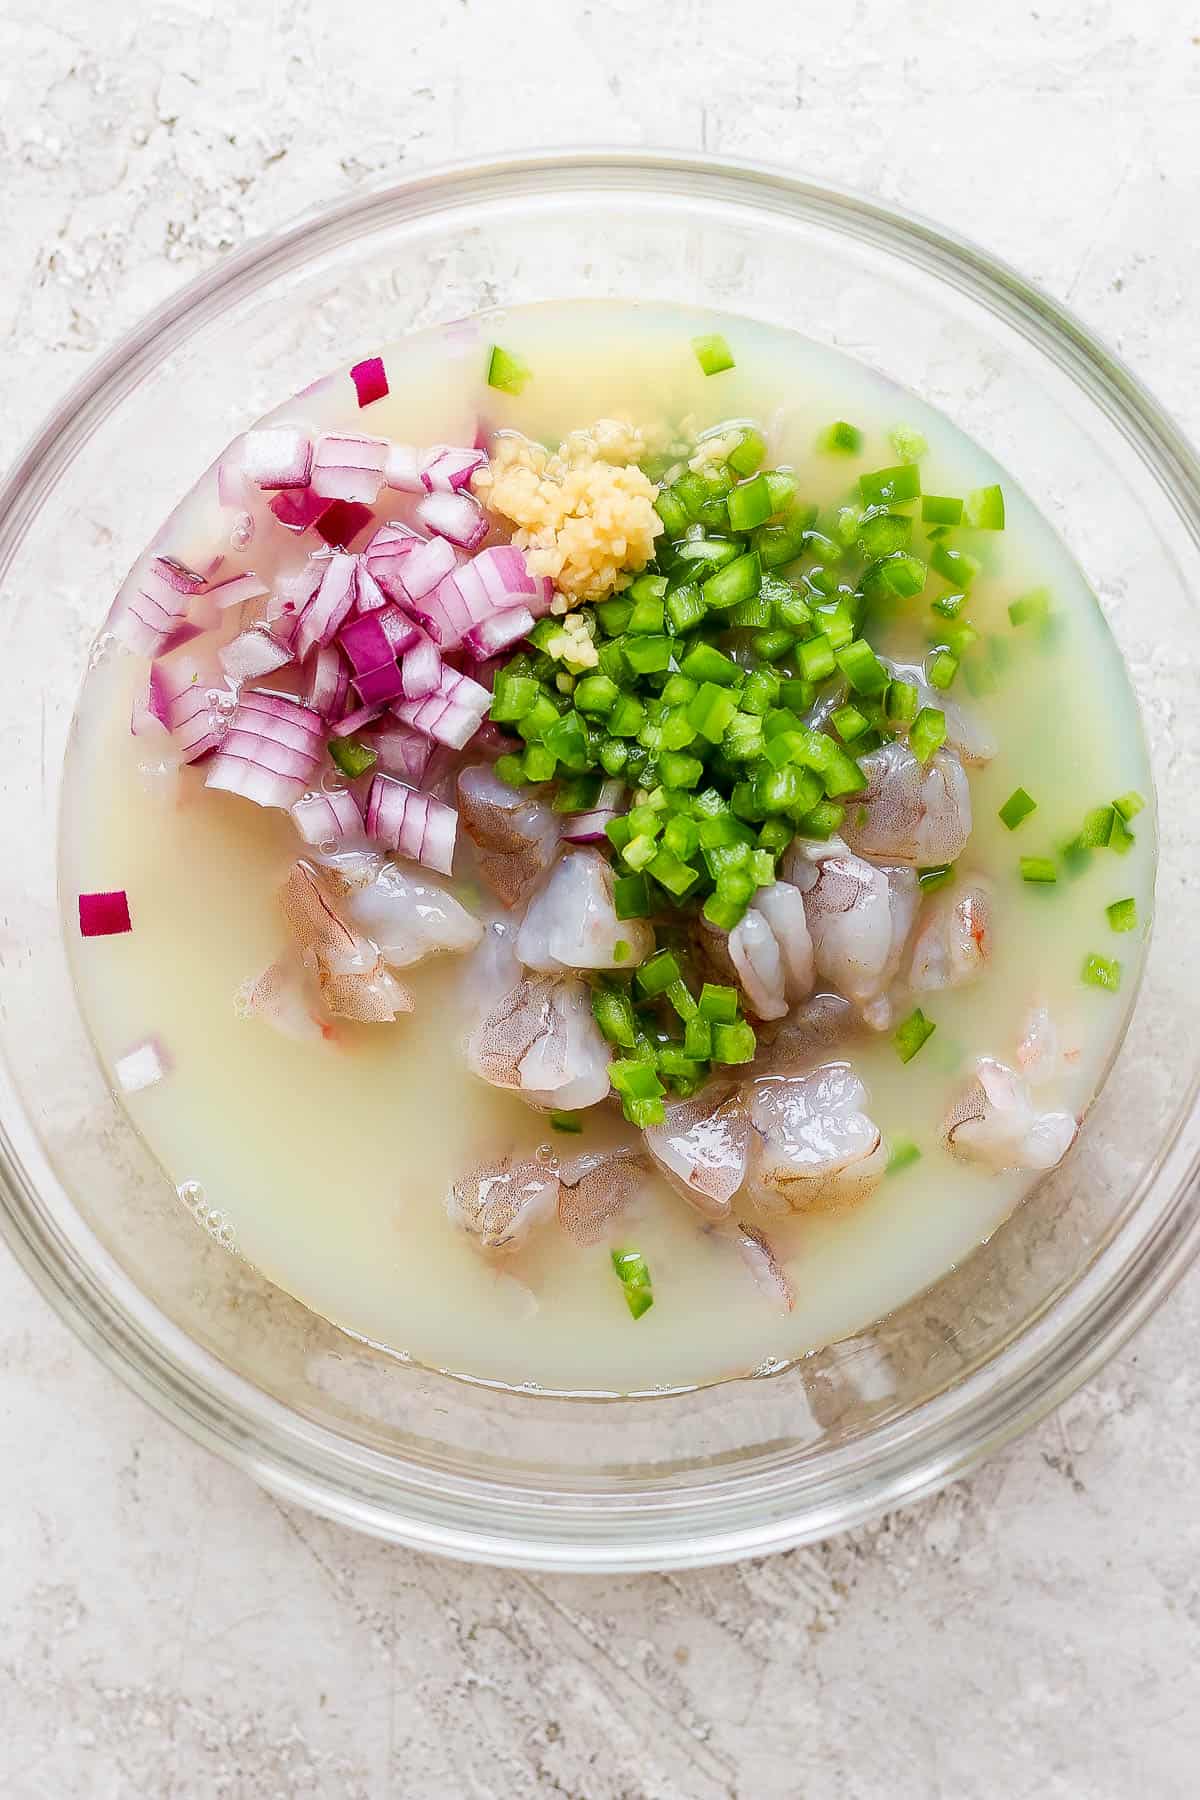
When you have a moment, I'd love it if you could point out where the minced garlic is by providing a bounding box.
[471,422,661,606]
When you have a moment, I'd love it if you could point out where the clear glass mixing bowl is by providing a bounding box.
[1,152,1197,1571]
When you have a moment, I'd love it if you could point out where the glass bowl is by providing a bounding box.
[1,151,1197,1572]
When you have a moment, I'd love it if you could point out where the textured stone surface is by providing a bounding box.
[2,2,1200,1795]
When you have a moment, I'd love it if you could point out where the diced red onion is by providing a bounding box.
[156,619,206,659]
[315,500,373,548]
[115,1035,171,1093]
[415,489,487,551]
[396,533,457,603]
[206,571,270,612]
[109,554,206,656]
[362,522,419,600]
[365,773,457,876]
[471,544,555,616]
[560,781,626,844]
[400,628,441,701]
[354,564,387,614]
[392,664,490,750]
[311,433,389,504]
[242,427,313,490]
[369,723,434,785]
[306,644,350,720]
[291,787,364,848]
[219,626,294,685]
[330,701,384,739]
[350,356,389,408]
[420,445,487,494]
[153,647,232,762]
[384,444,423,493]
[352,661,408,707]
[205,692,324,810]
[270,488,333,535]
[296,552,358,658]
[217,453,249,509]
[78,890,132,938]
[464,605,534,660]
[338,606,418,675]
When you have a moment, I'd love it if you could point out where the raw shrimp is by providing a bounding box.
[841,740,972,868]
[467,973,612,1110]
[943,1056,1077,1172]
[802,854,919,1030]
[346,860,483,967]
[457,763,561,906]
[727,881,813,1021]
[278,861,413,1023]
[643,1086,752,1221]
[447,1156,558,1252]
[516,848,654,972]
[909,879,993,992]
[729,1222,795,1312]
[744,1064,886,1214]
[556,1147,650,1246]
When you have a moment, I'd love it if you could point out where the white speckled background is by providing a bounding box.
[2,2,1199,1794]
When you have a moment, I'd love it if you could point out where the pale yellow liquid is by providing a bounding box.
[60,302,1155,1394]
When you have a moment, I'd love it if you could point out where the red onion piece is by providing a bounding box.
[330,701,385,739]
[396,534,457,603]
[296,552,358,659]
[471,544,554,616]
[560,780,626,844]
[109,555,205,656]
[315,500,373,548]
[354,564,387,614]
[363,522,419,600]
[153,646,232,762]
[420,446,487,494]
[242,427,313,490]
[338,606,419,675]
[365,773,458,876]
[352,661,408,707]
[464,605,534,660]
[306,644,350,720]
[384,444,423,493]
[415,489,488,551]
[369,723,434,785]
[78,890,132,937]
[311,433,389,504]
[393,664,490,750]
[217,454,249,509]
[205,692,324,810]
[206,571,270,612]
[291,787,364,848]
[270,488,333,535]
[219,626,294,685]
[350,356,388,408]
[115,1035,171,1093]
[401,628,441,701]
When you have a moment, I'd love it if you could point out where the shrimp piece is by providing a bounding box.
[841,740,972,868]
[516,848,654,973]
[745,1064,886,1214]
[643,1086,752,1221]
[279,861,413,1023]
[727,882,814,1021]
[1017,1003,1060,1087]
[447,1156,558,1253]
[730,1222,795,1312]
[943,1056,1077,1173]
[346,860,483,968]
[751,992,859,1074]
[556,1147,650,1246]
[457,764,561,906]
[909,879,993,992]
[803,854,919,1030]
[235,957,329,1043]
[467,973,611,1111]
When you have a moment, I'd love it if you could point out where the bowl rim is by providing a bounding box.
[2,147,1198,1571]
